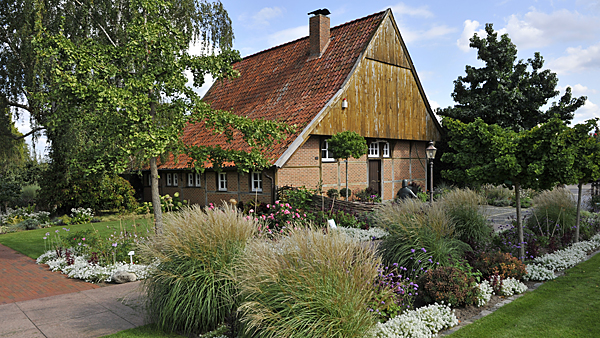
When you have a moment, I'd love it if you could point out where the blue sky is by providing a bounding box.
[17,0,600,156]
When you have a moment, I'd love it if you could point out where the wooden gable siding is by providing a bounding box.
[310,14,441,141]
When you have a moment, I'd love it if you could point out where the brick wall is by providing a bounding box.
[141,138,429,205]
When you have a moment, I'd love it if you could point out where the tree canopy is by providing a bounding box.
[31,0,292,231]
[438,23,586,131]
[442,117,574,258]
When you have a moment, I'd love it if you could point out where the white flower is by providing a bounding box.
[499,277,527,296]
[367,303,458,338]
[476,280,493,307]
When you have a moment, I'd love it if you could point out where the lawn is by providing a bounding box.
[450,252,600,337]
[0,217,153,259]
[100,324,187,338]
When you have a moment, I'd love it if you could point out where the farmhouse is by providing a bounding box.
[139,8,442,205]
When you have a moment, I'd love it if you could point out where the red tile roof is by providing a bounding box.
[159,11,387,170]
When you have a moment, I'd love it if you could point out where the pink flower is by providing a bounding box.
[82,238,85,241]
[249,209,254,213]
[275,200,280,204]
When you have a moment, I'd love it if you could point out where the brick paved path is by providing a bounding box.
[0,244,99,305]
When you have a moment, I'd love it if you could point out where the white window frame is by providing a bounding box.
[218,172,227,191]
[188,173,194,187]
[382,142,390,157]
[368,142,379,157]
[251,172,263,192]
[173,173,178,186]
[166,173,172,186]
[321,139,335,162]
[195,173,202,187]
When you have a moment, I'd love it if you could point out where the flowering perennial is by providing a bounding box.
[367,302,458,338]
[499,277,528,296]
[476,280,493,307]
[525,233,600,281]
[37,250,154,283]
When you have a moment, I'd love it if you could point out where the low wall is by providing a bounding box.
[311,195,381,214]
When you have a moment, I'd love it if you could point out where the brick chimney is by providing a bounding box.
[309,11,330,58]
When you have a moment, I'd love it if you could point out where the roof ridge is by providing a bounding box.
[239,10,387,61]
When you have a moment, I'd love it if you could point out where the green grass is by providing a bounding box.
[0,218,153,259]
[100,324,186,337]
[450,253,600,337]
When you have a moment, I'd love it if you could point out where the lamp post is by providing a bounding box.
[425,141,437,203]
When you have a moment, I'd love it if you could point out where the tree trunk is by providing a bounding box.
[150,156,163,234]
[515,182,524,260]
[575,181,583,243]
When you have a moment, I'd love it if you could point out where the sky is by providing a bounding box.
[16,0,600,157]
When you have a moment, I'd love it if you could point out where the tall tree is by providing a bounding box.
[33,0,292,232]
[442,117,574,259]
[1,0,237,214]
[564,119,600,242]
[438,23,586,131]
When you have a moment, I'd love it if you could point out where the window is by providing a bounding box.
[321,139,335,162]
[188,173,194,187]
[382,142,390,157]
[148,173,152,186]
[166,173,172,186]
[195,173,202,187]
[251,172,263,192]
[369,141,390,158]
[368,142,379,157]
[173,173,178,186]
[218,172,227,191]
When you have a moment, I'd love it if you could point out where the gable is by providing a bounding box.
[309,13,441,142]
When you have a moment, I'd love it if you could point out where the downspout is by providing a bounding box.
[264,172,275,205]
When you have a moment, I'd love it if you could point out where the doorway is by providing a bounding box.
[368,160,381,196]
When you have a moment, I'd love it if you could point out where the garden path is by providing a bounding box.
[484,183,593,231]
[0,244,146,337]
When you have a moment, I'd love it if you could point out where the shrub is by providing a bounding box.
[437,188,492,246]
[327,188,339,199]
[278,186,314,211]
[419,266,478,307]
[340,187,352,199]
[468,251,527,280]
[139,204,257,335]
[13,218,40,231]
[375,199,469,275]
[235,227,381,338]
[355,187,381,203]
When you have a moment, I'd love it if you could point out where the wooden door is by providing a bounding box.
[368,160,381,195]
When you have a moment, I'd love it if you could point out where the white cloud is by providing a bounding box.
[429,99,440,111]
[457,20,486,52]
[558,84,598,96]
[502,9,599,49]
[267,25,308,47]
[573,99,600,124]
[389,2,434,18]
[401,24,456,43]
[548,42,600,74]
[239,7,284,29]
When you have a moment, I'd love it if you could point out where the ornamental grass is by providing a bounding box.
[375,199,468,274]
[437,188,492,245]
[234,227,383,338]
[526,187,577,239]
[138,204,257,335]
